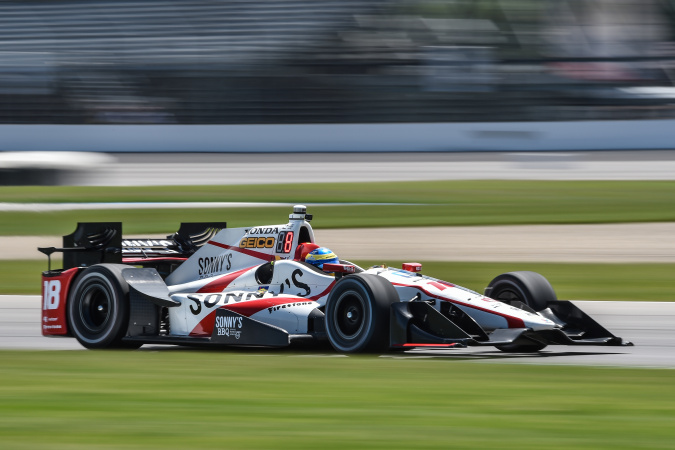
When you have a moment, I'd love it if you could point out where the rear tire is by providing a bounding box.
[325,274,399,353]
[67,264,134,349]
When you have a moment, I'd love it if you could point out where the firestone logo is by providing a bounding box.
[267,301,313,313]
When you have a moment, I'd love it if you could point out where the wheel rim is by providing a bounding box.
[79,283,112,333]
[333,290,366,341]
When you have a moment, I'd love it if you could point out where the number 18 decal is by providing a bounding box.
[276,231,295,254]
[43,280,61,310]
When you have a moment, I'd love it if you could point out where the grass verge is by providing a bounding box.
[1,180,675,235]
[0,351,673,449]
[7,259,675,300]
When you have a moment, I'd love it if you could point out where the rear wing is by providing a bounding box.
[38,222,227,270]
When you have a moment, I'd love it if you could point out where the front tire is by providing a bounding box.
[67,264,133,349]
[486,271,557,353]
[485,271,557,312]
[325,274,399,353]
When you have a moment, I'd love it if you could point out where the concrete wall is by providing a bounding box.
[1,120,673,152]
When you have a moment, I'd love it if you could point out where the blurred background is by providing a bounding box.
[1,6,674,444]
[2,0,675,126]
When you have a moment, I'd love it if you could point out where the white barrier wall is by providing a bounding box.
[1,120,674,152]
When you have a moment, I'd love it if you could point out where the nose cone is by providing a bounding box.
[499,300,558,331]
[523,314,557,331]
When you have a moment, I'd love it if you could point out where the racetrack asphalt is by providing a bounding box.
[45,150,675,185]
[2,295,673,368]
[3,151,674,366]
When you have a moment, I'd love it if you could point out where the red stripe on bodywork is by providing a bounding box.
[392,343,460,348]
[222,297,312,317]
[197,267,256,293]
[428,281,449,291]
[309,280,336,301]
[188,297,315,336]
[190,314,216,337]
[123,257,188,264]
[392,282,525,328]
[207,241,276,261]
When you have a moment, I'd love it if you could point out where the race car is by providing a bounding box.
[39,205,631,353]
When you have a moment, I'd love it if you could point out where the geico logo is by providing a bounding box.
[240,237,275,249]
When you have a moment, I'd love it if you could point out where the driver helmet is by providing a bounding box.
[304,247,339,270]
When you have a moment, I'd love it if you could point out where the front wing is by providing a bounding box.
[390,300,632,349]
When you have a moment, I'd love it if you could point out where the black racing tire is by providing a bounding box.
[67,264,135,349]
[324,274,399,353]
[486,271,556,353]
[485,271,557,312]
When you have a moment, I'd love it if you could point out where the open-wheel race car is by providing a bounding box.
[39,205,631,353]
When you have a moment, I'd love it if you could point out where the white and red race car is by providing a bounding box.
[39,205,630,353]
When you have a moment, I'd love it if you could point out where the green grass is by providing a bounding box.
[8,259,675,300]
[7,180,675,204]
[1,180,675,235]
[0,351,673,449]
